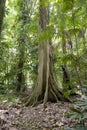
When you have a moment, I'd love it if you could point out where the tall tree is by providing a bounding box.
[26,0,67,106]
[0,0,6,36]
[0,0,6,88]
[16,0,28,92]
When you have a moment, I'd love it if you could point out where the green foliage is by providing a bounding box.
[0,92,20,105]
[0,0,87,98]
[69,96,87,125]
[62,0,74,12]
[40,0,49,7]
[39,25,55,42]
[65,126,87,130]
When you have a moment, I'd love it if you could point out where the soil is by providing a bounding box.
[0,100,77,130]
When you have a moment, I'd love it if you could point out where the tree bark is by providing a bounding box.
[16,0,28,92]
[16,39,25,92]
[25,0,68,106]
[0,0,6,37]
[62,32,72,91]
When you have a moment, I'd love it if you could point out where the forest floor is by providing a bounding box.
[0,92,81,130]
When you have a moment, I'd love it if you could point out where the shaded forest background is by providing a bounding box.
[0,0,87,105]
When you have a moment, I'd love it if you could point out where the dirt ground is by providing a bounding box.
[0,100,77,130]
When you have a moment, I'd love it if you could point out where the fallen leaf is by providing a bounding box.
[56,122,64,127]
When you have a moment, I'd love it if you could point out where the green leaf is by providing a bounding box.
[62,0,74,12]
[70,107,82,114]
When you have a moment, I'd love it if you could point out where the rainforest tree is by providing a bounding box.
[0,0,87,104]
[25,0,66,106]
[16,0,28,92]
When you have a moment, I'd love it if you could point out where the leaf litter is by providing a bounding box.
[0,100,78,130]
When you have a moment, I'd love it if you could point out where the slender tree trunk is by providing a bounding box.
[25,0,68,106]
[0,0,6,37]
[62,32,71,91]
[17,39,25,92]
[0,0,6,86]
[16,0,28,92]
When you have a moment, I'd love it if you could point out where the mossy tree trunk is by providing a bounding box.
[25,0,67,106]
[16,0,28,92]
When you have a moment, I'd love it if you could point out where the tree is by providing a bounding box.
[0,0,6,36]
[0,0,87,103]
[0,0,6,89]
[62,31,72,92]
[16,0,28,92]
[25,0,67,106]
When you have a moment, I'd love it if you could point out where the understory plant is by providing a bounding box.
[70,95,87,126]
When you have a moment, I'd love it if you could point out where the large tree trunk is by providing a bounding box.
[25,44,64,106]
[25,0,67,106]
